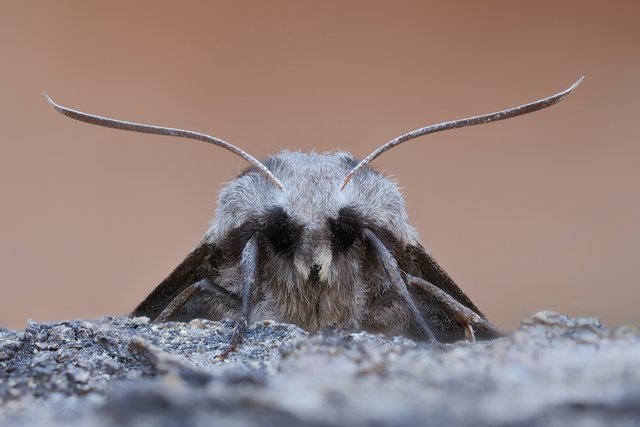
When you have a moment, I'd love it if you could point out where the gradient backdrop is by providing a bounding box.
[1,2,638,331]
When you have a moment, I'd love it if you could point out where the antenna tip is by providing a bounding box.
[43,92,61,111]
[570,76,586,91]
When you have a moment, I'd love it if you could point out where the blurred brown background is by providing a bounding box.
[1,1,638,331]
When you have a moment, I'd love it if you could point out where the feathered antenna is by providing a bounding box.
[340,77,584,190]
[44,94,285,191]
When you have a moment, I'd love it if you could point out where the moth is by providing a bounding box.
[46,77,582,356]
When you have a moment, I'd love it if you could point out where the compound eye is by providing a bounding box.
[262,206,301,255]
[329,207,362,252]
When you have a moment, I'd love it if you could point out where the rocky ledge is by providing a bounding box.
[1,312,639,427]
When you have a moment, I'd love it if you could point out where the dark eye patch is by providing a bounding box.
[262,206,301,255]
[329,206,363,253]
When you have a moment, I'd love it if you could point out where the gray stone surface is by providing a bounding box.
[1,312,639,427]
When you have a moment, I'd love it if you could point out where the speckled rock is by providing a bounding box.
[1,312,639,427]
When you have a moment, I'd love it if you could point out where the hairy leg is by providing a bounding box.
[216,234,259,360]
[406,274,502,341]
[364,229,438,344]
[153,278,237,323]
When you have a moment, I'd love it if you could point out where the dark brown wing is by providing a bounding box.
[131,242,220,320]
[406,243,484,315]
[404,242,502,341]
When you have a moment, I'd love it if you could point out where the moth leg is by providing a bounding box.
[216,234,259,360]
[363,229,438,344]
[406,274,501,341]
[154,279,216,323]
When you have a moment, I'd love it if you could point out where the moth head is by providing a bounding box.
[210,151,415,286]
[258,204,356,284]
